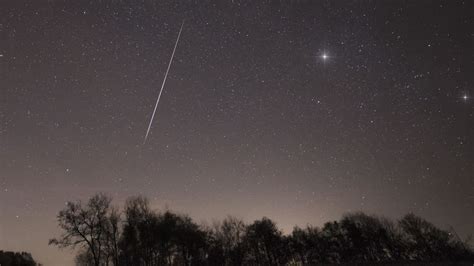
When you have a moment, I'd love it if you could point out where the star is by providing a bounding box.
[2,2,473,264]
[319,51,332,63]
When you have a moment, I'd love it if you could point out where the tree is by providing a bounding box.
[0,250,38,266]
[243,217,287,265]
[339,212,402,262]
[49,194,119,266]
[118,196,153,265]
[119,197,207,266]
[398,213,470,261]
[74,248,94,266]
[103,207,121,266]
[207,216,247,266]
[170,212,207,265]
[319,221,346,264]
[51,194,474,265]
[288,226,323,264]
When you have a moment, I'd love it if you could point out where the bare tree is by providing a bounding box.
[243,217,287,265]
[210,216,247,265]
[119,196,152,265]
[50,194,474,265]
[49,194,117,266]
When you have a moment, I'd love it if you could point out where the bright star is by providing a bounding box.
[319,51,331,62]
[462,95,468,100]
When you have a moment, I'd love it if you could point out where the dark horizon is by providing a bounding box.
[2,193,471,266]
[1,1,473,265]
[46,193,473,266]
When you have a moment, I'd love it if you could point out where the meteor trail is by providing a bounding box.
[143,20,185,144]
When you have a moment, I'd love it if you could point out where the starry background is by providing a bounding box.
[1,0,473,265]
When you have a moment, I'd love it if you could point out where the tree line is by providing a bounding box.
[49,194,473,266]
[0,250,39,266]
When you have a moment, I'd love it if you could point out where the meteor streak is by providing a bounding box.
[143,20,185,144]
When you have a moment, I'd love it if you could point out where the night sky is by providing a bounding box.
[1,1,473,265]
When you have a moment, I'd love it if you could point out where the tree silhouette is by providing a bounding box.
[288,225,323,264]
[207,216,247,265]
[50,194,474,266]
[119,196,152,265]
[0,250,38,266]
[49,194,119,266]
[118,197,207,265]
[338,212,402,262]
[399,213,472,261]
[243,217,288,265]
[74,248,94,266]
